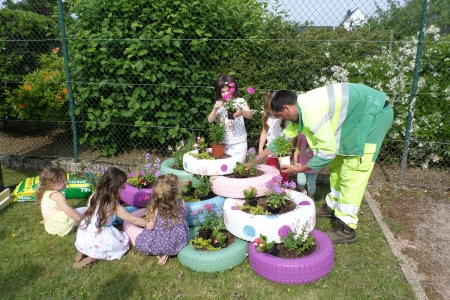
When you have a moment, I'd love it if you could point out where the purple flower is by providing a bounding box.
[155,170,161,177]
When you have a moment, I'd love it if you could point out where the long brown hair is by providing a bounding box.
[35,167,66,206]
[79,167,127,234]
[262,91,286,131]
[214,74,239,100]
[145,174,184,229]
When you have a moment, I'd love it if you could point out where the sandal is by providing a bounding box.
[72,256,99,269]
[157,255,168,265]
[74,251,87,262]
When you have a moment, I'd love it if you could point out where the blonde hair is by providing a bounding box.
[146,174,184,229]
[35,167,66,206]
[262,91,286,131]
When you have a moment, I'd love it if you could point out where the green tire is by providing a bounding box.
[177,237,248,273]
[160,158,201,187]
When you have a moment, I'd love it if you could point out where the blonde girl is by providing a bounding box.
[135,174,189,265]
[208,74,253,154]
[35,167,87,237]
[74,167,148,268]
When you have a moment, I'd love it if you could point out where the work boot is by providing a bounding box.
[316,204,335,218]
[325,219,357,244]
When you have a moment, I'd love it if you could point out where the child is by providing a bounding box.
[73,167,148,268]
[35,167,87,237]
[293,133,319,200]
[135,174,189,265]
[208,74,253,154]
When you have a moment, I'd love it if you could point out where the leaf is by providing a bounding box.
[138,49,148,56]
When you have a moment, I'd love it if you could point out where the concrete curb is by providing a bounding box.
[364,189,428,300]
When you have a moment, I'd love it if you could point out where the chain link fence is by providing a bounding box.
[1,0,449,188]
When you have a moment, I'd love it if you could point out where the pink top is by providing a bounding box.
[296,133,317,174]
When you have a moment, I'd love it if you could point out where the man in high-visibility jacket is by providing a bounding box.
[259,83,393,244]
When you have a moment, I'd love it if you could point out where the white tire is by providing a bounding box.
[223,190,316,243]
[183,148,245,176]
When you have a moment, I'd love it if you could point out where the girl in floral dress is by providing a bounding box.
[135,174,189,265]
[74,167,148,268]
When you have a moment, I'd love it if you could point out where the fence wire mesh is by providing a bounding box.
[1,0,449,188]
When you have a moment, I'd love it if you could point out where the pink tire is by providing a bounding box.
[223,189,316,243]
[119,172,152,208]
[123,208,146,246]
[248,229,334,284]
[211,165,280,199]
[183,148,245,176]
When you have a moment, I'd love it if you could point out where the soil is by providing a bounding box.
[272,243,317,259]
[239,196,297,215]
[224,169,264,178]
[193,230,236,250]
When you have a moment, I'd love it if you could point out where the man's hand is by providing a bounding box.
[280,163,298,174]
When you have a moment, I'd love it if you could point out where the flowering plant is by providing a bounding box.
[254,234,275,253]
[281,223,316,254]
[233,147,259,177]
[167,135,196,169]
[212,230,227,248]
[82,163,107,191]
[243,186,257,199]
[127,153,161,189]
[221,84,255,113]
[182,180,193,194]
[193,136,207,153]
[190,202,224,231]
[264,175,296,209]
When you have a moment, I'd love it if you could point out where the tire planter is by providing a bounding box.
[123,208,147,246]
[177,237,248,272]
[185,195,226,226]
[119,172,153,208]
[248,229,334,284]
[223,189,316,243]
[211,165,280,199]
[160,158,201,187]
[183,148,245,176]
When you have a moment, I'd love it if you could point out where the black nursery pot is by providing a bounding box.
[247,198,257,207]
[268,245,279,256]
[227,112,235,120]
[198,229,212,240]
[268,206,281,214]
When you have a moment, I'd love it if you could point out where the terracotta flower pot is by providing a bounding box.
[211,143,226,157]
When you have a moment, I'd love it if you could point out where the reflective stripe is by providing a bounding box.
[335,202,359,215]
[311,85,336,135]
[330,187,340,199]
[325,194,337,208]
[337,216,357,226]
[335,83,349,152]
[317,150,336,160]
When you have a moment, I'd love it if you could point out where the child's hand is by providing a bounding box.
[214,101,223,111]
[234,109,242,118]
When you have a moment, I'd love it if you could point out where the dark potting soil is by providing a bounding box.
[194,231,236,251]
[224,169,265,179]
[240,196,298,214]
[272,243,317,259]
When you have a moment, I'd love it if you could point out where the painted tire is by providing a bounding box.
[119,172,153,208]
[160,158,201,187]
[248,229,334,284]
[185,195,226,226]
[223,190,316,243]
[123,208,147,246]
[177,237,248,272]
[211,164,280,199]
[183,148,245,176]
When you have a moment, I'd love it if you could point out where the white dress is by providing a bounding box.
[75,200,130,260]
[266,113,283,145]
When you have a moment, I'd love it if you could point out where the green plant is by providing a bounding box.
[81,164,107,191]
[209,120,226,144]
[190,237,221,251]
[272,135,296,157]
[212,230,227,247]
[253,234,276,253]
[193,136,207,153]
[236,203,270,215]
[167,135,196,169]
[194,175,212,197]
[190,202,224,231]
[264,175,297,209]
[243,186,257,199]
[182,180,193,194]
[233,147,259,177]
[189,152,214,160]
[127,153,161,189]
[281,224,316,254]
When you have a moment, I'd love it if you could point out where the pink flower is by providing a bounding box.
[193,143,198,148]
[229,87,235,94]
[215,239,219,243]
[197,136,201,140]
[168,146,173,151]
[228,82,235,87]
[222,92,232,100]
[190,211,197,216]
[247,87,255,94]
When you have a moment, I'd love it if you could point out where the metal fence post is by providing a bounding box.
[57,0,79,162]
[400,0,428,184]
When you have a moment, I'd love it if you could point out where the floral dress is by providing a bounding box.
[75,200,130,260]
[134,199,189,256]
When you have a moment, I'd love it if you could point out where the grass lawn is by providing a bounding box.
[0,167,415,299]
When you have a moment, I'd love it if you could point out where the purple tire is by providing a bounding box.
[119,172,153,208]
[248,229,334,284]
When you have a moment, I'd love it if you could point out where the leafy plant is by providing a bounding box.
[264,175,296,209]
[193,136,208,153]
[212,230,227,248]
[272,135,296,157]
[281,224,316,254]
[190,202,224,231]
[194,175,212,197]
[167,135,196,169]
[243,186,257,199]
[182,180,193,194]
[189,151,214,160]
[253,234,276,253]
[209,120,226,145]
[127,153,161,189]
[235,203,270,215]
[190,237,221,251]
[81,164,107,191]
[233,147,259,177]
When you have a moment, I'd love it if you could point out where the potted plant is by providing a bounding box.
[209,120,226,157]
[253,234,278,256]
[232,147,259,178]
[264,175,297,214]
[190,202,226,246]
[272,135,296,165]
[243,186,257,206]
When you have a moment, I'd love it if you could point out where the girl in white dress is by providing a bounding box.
[73,167,148,268]
[258,91,286,156]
